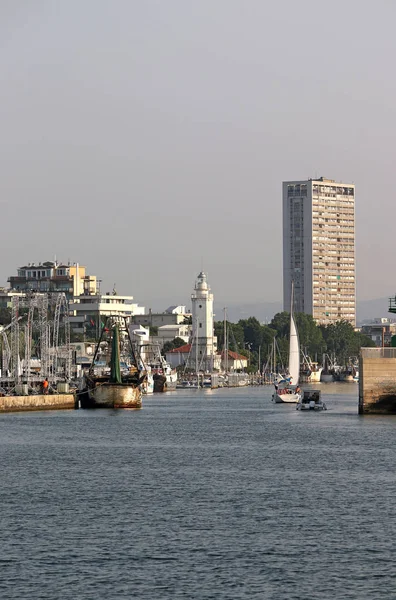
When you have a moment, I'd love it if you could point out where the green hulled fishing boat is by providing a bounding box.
[82,318,145,408]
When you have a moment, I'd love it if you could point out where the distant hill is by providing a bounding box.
[356,297,391,324]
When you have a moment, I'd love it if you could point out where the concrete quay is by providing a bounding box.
[0,394,76,413]
[359,348,396,414]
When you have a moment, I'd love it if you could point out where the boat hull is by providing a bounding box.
[87,384,142,408]
[297,401,327,411]
[321,373,334,383]
[300,368,323,383]
[273,392,301,404]
[339,374,354,382]
[153,373,177,392]
[142,374,154,394]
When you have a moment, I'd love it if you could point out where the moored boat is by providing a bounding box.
[82,318,145,408]
[139,343,178,392]
[272,283,302,404]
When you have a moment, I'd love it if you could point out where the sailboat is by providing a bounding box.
[82,317,145,408]
[272,284,302,404]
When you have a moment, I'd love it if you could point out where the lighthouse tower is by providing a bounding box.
[189,272,217,372]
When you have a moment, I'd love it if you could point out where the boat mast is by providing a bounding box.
[224,307,228,374]
[195,316,199,379]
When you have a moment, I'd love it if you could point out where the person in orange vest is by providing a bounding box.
[42,378,49,394]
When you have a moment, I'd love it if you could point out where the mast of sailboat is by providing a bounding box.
[195,316,199,380]
[258,346,261,375]
[224,307,228,374]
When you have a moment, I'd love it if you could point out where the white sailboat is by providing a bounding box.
[272,284,302,404]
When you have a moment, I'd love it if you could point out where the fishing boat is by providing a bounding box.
[321,354,334,382]
[139,343,177,392]
[82,317,145,408]
[339,358,359,382]
[300,352,323,383]
[272,284,302,404]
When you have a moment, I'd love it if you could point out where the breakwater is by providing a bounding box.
[0,394,75,413]
[359,347,396,414]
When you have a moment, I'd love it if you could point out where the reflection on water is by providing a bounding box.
[0,385,395,600]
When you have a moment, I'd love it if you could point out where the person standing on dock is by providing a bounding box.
[42,378,49,395]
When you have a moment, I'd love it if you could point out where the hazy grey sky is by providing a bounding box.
[1,0,395,310]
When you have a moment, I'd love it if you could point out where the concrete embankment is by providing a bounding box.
[0,394,76,413]
[359,348,396,414]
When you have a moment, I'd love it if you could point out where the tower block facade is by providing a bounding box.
[189,272,217,372]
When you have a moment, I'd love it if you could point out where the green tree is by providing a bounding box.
[0,307,11,325]
[214,321,245,352]
[320,320,375,365]
[162,337,186,354]
[295,312,326,358]
[269,312,290,338]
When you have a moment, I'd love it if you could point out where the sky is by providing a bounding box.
[1,0,395,311]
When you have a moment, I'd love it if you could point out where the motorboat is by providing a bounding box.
[296,389,327,411]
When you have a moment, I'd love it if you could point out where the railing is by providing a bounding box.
[361,348,396,358]
[389,297,396,314]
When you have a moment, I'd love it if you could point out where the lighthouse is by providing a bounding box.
[189,272,217,372]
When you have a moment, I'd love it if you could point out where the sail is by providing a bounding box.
[288,312,300,385]
[110,325,122,384]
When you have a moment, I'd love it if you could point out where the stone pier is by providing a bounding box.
[0,394,76,413]
[359,348,396,414]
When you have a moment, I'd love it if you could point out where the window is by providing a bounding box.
[199,323,202,328]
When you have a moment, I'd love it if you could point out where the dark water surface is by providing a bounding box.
[1,384,396,599]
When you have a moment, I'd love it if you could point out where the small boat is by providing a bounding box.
[82,318,145,408]
[272,283,302,404]
[296,389,327,411]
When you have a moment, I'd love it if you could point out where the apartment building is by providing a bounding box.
[8,261,97,299]
[283,177,355,325]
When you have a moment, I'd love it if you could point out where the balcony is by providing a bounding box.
[389,297,396,314]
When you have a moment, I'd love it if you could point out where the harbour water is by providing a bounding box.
[1,384,395,599]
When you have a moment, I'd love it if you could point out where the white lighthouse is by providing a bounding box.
[189,272,217,372]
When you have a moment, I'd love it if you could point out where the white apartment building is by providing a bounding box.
[283,177,356,325]
[69,293,145,334]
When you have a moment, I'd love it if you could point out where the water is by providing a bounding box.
[1,384,396,599]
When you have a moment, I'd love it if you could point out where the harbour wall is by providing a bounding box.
[359,348,396,414]
[0,394,76,413]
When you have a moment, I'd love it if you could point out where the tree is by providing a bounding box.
[295,312,325,358]
[214,321,244,353]
[269,312,290,338]
[320,320,375,365]
[0,307,11,326]
[162,337,186,354]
